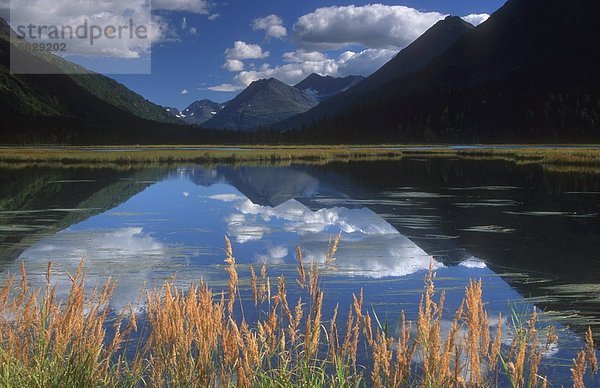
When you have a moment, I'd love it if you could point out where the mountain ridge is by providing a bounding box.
[175,99,225,125]
[296,0,600,142]
[294,73,364,102]
[276,16,474,131]
[0,17,189,143]
[203,78,318,131]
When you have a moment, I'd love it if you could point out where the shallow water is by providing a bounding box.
[0,158,599,384]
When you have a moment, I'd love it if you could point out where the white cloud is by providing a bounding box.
[226,213,269,243]
[282,49,327,63]
[255,246,288,264]
[459,257,487,269]
[293,4,446,50]
[209,5,483,93]
[207,83,241,92]
[181,16,188,30]
[225,41,269,60]
[210,4,448,91]
[189,27,197,35]
[461,13,490,26]
[218,41,269,82]
[15,227,170,311]
[221,197,440,278]
[336,48,396,76]
[180,88,189,95]
[208,13,220,21]
[209,47,394,91]
[236,198,397,236]
[252,14,287,40]
[152,0,210,14]
[223,59,245,72]
[210,194,245,202]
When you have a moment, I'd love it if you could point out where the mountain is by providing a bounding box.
[1,20,179,125]
[277,16,474,130]
[165,107,182,118]
[0,17,189,144]
[294,74,364,102]
[290,1,600,142]
[203,78,318,131]
[177,99,225,125]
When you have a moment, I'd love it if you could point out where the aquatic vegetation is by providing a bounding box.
[1,145,600,174]
[0,238,596,387]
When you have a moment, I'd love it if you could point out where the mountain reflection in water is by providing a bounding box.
[0,160,599,366]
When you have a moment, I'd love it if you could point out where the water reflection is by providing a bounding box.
[215,194,437,277]
[0,160,599,382]
[10,170,444,310]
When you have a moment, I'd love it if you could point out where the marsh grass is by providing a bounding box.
[0,146,405,167]
[1,145,600,173]
[0,238,596,387]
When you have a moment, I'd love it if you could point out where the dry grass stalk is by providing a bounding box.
[0,241,595,387]
[417,266,445,385]
[250,265,258,307]
[464,279,487,385]
[585,326,598,375]
[224,235,238,316]
[324,233,341,267]
[572,326,598,388]
[572,350,587,388]
[296,246,307,289]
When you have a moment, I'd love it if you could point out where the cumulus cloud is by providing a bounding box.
[210,4,448,91]
[209,47,395,91]
[255,246,288,264]
[223,59,245,72]
[214,196,440,278]
[336,48,396,77]
[461,13,490,26]
[293,4,446,50]
[282,49,327,63]
[15,227,171,310]
[216,41,270,84]
[225,41,270,60]
[252,14,287,40]
[208,13,220,21]
[180,88,189,95]
[209,5,488,93]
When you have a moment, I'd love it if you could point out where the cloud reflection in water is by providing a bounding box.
[215,196,442,278]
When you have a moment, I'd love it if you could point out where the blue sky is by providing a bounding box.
[4,0,506,108]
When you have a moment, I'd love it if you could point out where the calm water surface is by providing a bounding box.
[1,158,599,384]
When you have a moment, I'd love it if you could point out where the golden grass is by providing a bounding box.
[0,146,405,166]
[1,145,600,172]
[0,238,597,387]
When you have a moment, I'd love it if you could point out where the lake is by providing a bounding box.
[1,157,599,385]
